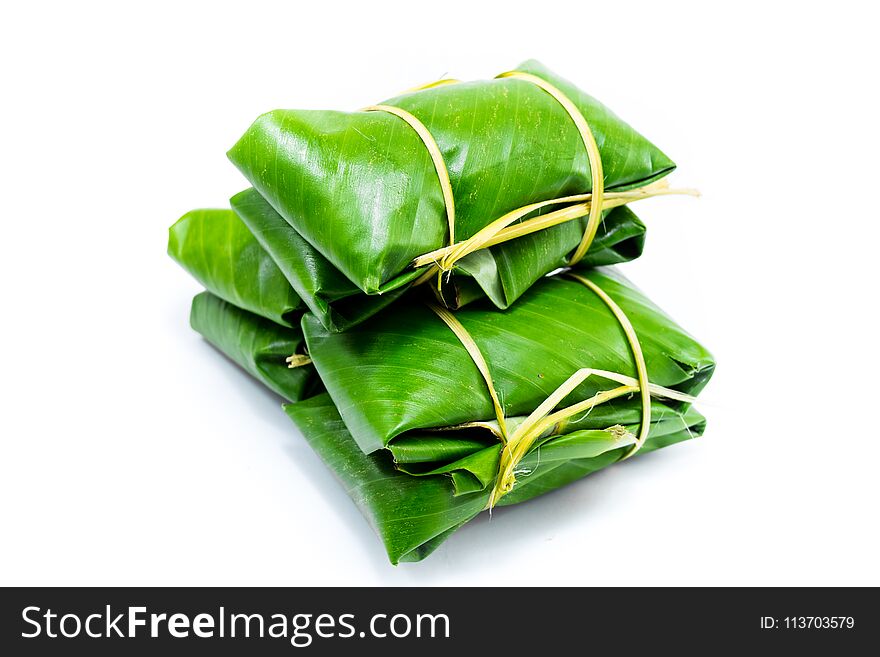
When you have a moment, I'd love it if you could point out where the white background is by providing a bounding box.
[2,1,878,586]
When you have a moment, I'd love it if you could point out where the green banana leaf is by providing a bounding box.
[230,187,646,331]
[230,188,409,332]
[169,208,301,326]
[227,59,671,320]
[303,268,714,455]
[285,392,706,564]
[190,291,317,402]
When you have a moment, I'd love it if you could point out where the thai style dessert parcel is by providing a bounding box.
[168,60,713,563]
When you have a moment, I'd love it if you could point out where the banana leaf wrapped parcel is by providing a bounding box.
[172,233,713,562]
[293,270,713,562]
[227,59,685,331]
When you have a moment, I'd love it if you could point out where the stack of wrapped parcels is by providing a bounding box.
[169,60,714,563]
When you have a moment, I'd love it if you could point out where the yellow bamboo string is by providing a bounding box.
[362,104,456,248]
[428,302,508,439]
[496,70,604,266]
[286,354,312,368]
[402,78,461,93]
[428,276,690,508]
[566,273,651,459]
[413,181,698,271]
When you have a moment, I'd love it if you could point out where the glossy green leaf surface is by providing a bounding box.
[190,292,316,402]
[303,268,714,455]
[286,393,706,564]
[230,188,407,332]
[228,59,672,302]
[169,208,301,326]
